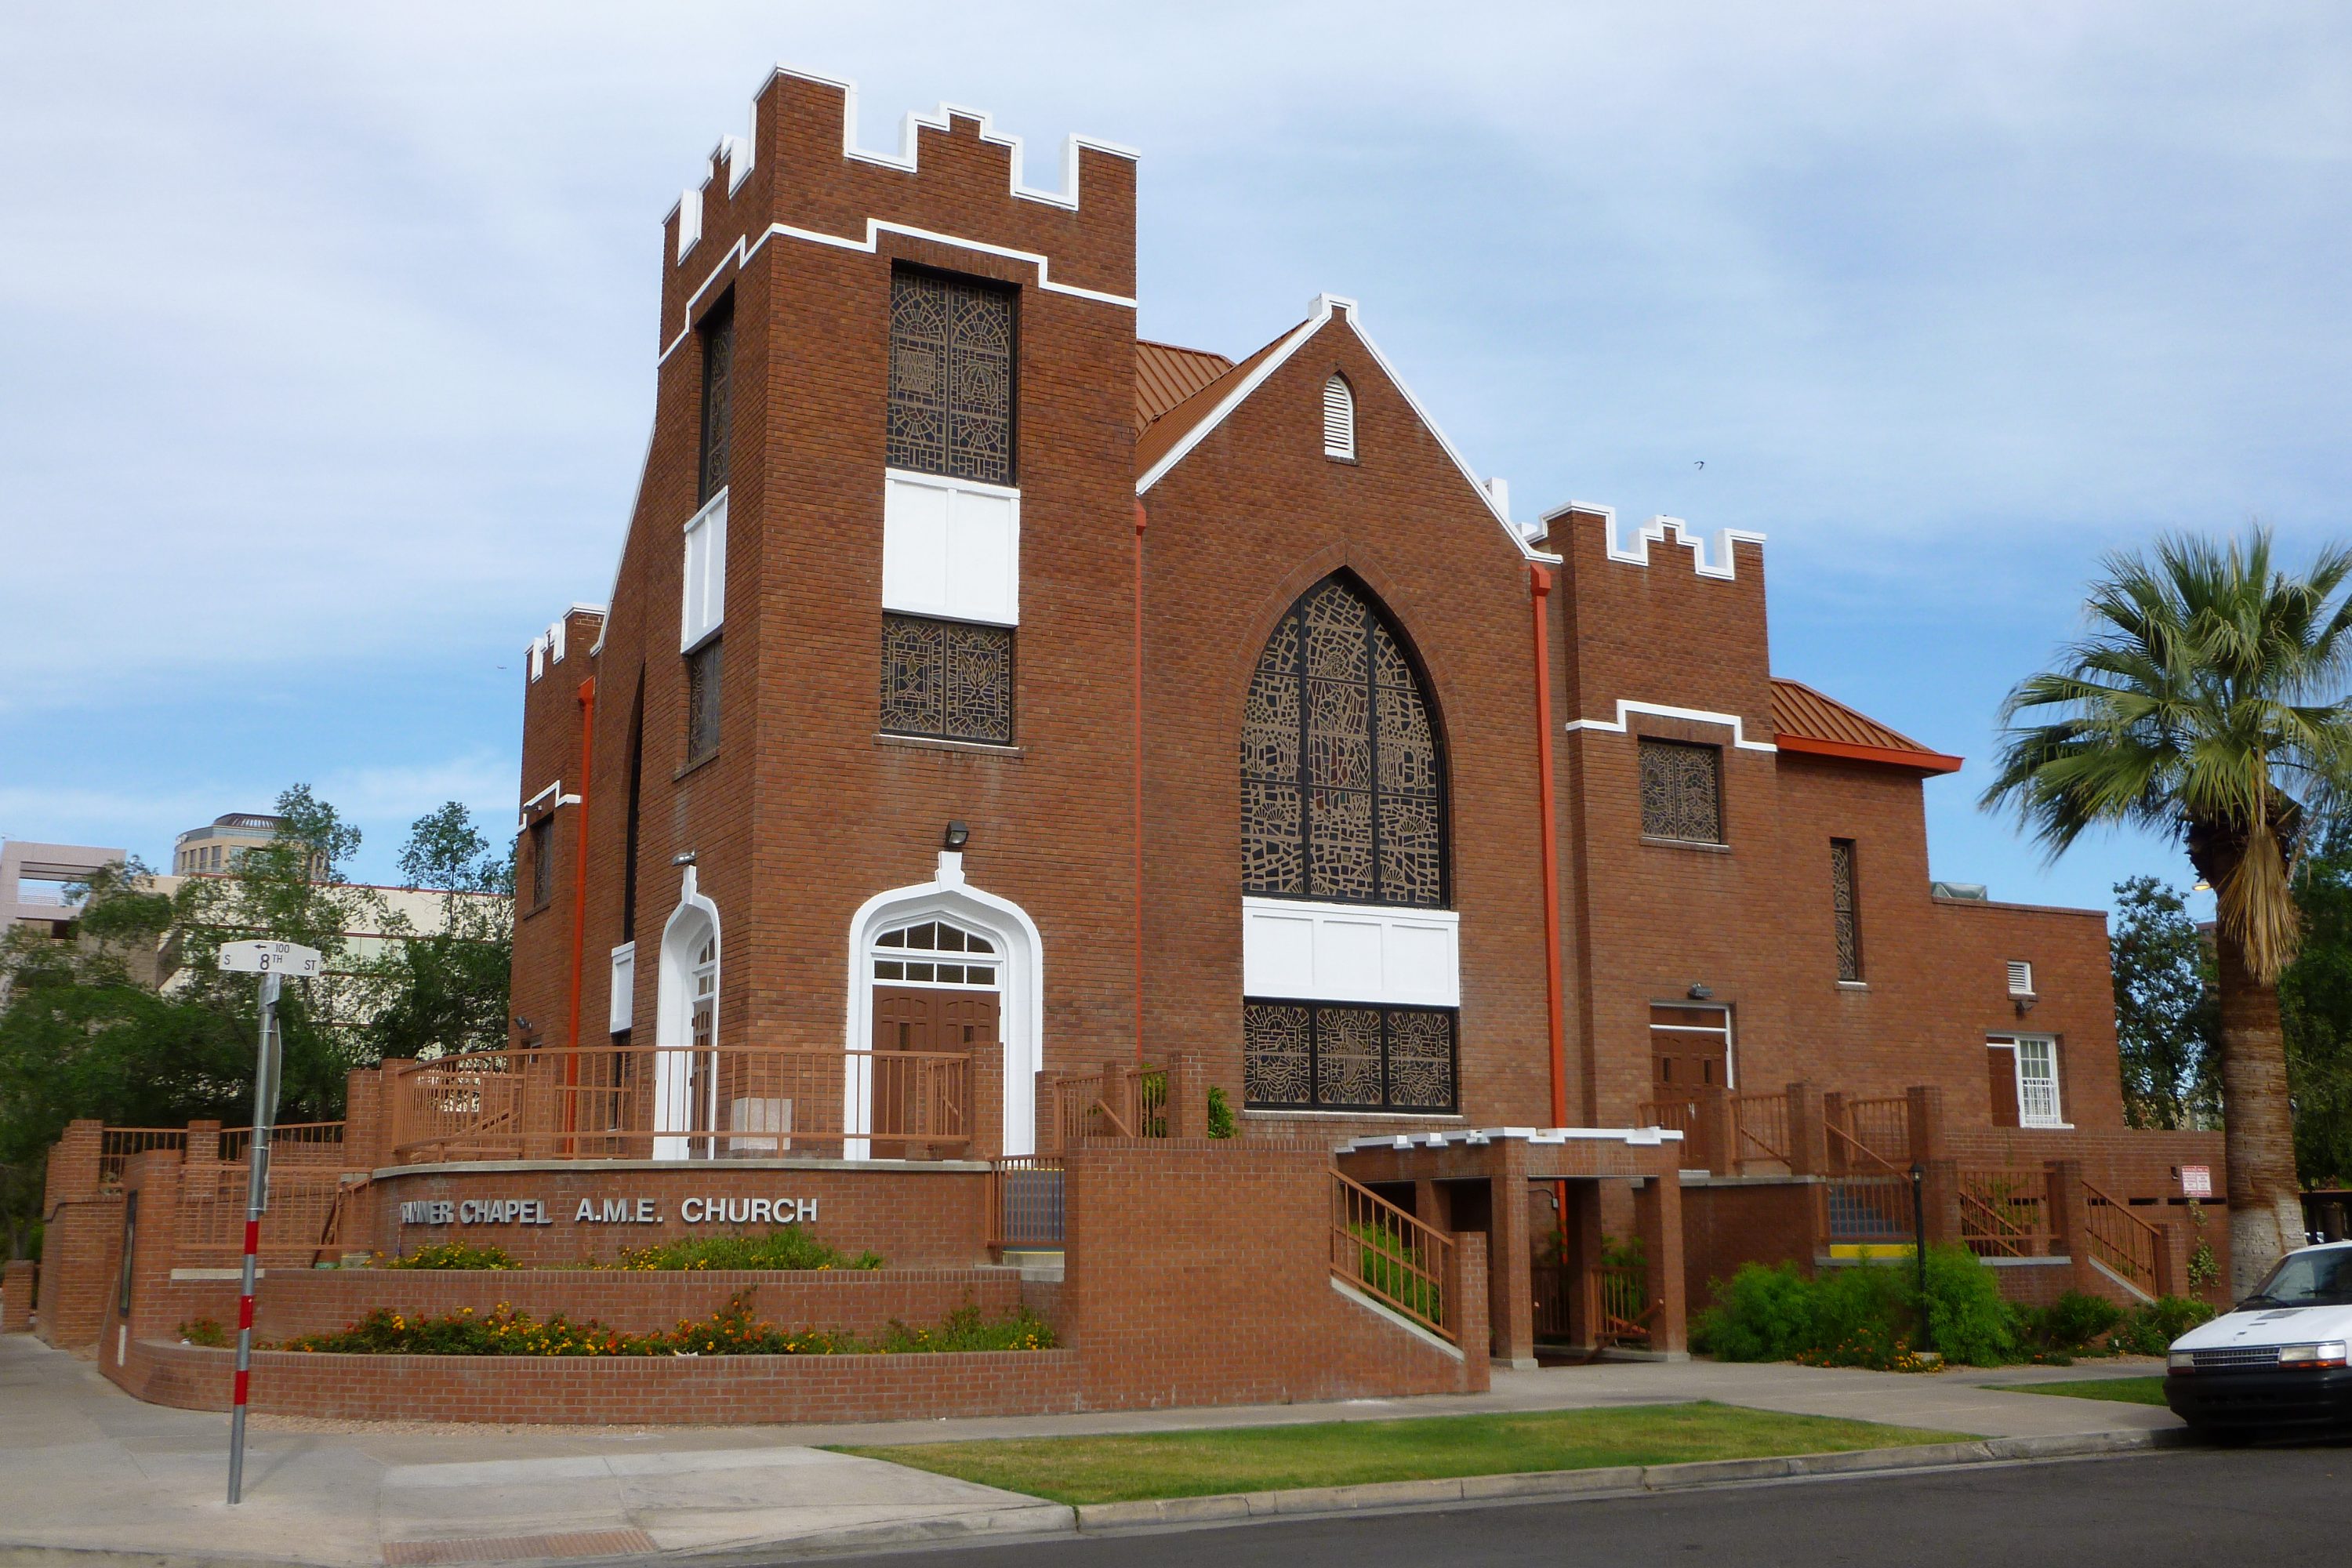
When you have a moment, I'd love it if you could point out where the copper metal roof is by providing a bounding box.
[1769,678,1962,773]
[1132,327,1299,479]
[1134,340,1235,433]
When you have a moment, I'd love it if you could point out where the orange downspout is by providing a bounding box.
[563,674,596,1144]
[1132,499,1148,1065]
[1530,565,1570,1244]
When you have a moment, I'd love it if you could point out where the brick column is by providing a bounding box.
[1167,1053,1204,1139]
[46,1120,103,1207]
[1487,1139,1536,1367]
[2049,1160,2098,1294]
[969,1044,1004,1160]
[183,1120,221,1166]
[1922,1159,1963,1250]
[1446,1231,1493,1393]
[342,1066,382,1170]
[1634,1170,1689,1356]
[375,1060,416,1166]
[1785,1083,1827,1176]
[1566,1180,1604,1350]
[1820,1093,1848,1173]
[1034,1073,1061,1155]
[1905,1086,1945,1164]
[2155,1218,2190,1299]
[0,1260,34,1333]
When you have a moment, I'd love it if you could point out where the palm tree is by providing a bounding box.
[1985,530,2352,1295]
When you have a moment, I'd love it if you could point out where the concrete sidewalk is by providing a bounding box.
[0,1335,2179,1567]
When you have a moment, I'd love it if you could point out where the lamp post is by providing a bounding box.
[1909,1160,1933,1357]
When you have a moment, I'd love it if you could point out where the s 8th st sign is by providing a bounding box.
[216,939,322,978]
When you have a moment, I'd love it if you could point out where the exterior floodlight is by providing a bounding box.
[943,821,971,851]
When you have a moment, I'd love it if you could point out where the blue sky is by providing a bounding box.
[3,2,2347,910]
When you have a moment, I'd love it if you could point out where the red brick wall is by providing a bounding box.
[1065,1141,1486,1406]
[359,1163,989,1269]
[114,1335,1084,1425]
[1,1259,35,1333]
[34,1194,122,1351]
[1681,1181,1824,1312]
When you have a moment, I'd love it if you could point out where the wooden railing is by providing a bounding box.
[1052,1064,1166,1148]
[1635,1095,1707,1170]
[1824,1173,1912,1242]
[987,1156,1064,1249]
[98,1128,186,1189]
[1731,1092,1791,1167]
[2081,1178,2161,1294]
[172,1163,354,1269]
[1958,1167,2050,1258]
[389,1045,971,1162]
[1330,1169,1456,1342]
[1840,1096,1911,1167]
[220,1121,346,1166]
[1594,1262,1657,1348]
[1828,1119,1905,1178]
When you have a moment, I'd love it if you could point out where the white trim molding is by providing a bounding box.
[608,942,636,1033]
[654,869,722,1160]
[1539,503,1766,582]
[517,780,582,830]
[1563,699,1778,753]
[1134,293,1554,568]
[843,851,1045,1158]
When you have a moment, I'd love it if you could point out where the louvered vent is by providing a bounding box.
[1322,374,1356,459]
[2006,960,2034,996]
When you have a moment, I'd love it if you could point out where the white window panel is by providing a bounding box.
[880,470,1020,626]
[2016,1036,2062,1127]
[1241,897,1459,1007]
[608,942,635,1033]
[2006,959,2034,996]
[1322,374,1356,459]
[680,489,728,652]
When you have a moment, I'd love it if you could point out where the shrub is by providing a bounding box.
[1695,1247,2013,1370]
[177,1317,227,1348]
[1693,1262,1817,1363]
[271,1292,1054,1357]
[387,1242,516,1270]
[2112,1294,2216,1356]
[1206,1085,1237,1139]
[601,1227,883,1272]
[1918,1245,2017,1366]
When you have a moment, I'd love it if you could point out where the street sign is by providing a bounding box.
[216,940,322,978]
[2181,1164,2213,1199]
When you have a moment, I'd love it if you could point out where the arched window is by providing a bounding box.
[1321,374,1356,459]
[1240,575,1445,907]
[872,916,1001,989]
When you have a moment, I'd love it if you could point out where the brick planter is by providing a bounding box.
[116,1337,1083,1424]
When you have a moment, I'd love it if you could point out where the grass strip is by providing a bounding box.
[832,1401,1967,1504]
[1985,1376,2169,1406]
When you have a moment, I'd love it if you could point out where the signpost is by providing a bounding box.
[215,939,321,1505]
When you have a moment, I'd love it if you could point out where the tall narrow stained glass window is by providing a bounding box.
[880,613,1014,745]
[1240,575,1446,907]
[1830,837,1860,981]
[697,297,734,506]
[886,268,1014,485]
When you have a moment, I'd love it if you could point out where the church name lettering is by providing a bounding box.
[397,1196,820,1228]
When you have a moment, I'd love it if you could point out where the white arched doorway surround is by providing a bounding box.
[844,851,1043,1157]
[653,866,720,1160]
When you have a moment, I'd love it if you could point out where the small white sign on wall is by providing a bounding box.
[2180,1164,2213,1198]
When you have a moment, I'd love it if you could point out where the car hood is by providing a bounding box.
[2172,1302,2352,1352]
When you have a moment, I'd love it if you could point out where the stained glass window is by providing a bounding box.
[685,637,721,764]
[886,268,1014,485]
[1830,837,1860,981]
[880,613,1014,744]
[1240,576,1444,906]
[1639,739,1722,844]
[697,298,734,506]
[1242,1001,1457,1112]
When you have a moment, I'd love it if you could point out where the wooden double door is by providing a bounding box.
[871,987,997,1154]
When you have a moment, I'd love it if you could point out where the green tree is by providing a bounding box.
[1984,531,2352,1292]
[361,803,514,1062]
[2110,876,2220,1129]
[2279,829,2352,1187]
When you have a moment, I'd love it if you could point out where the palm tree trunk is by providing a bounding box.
[2214,931,2306,1295]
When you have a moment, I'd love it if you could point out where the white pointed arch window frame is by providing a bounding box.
[1322,372,1356,459]
[871,913,1006,990]
[844,853,1044,1157]
[653,866,721,1159]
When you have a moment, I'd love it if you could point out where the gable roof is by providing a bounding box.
[1769,678,1962,774]
[1134,340,1234,432]
[1132,294,1543,564]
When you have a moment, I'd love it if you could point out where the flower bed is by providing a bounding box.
[375,1227,885,1272]
[274,1291,1052,1357]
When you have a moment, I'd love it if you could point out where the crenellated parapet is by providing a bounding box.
[1539,501,1766,582]
[657,65,1139,358]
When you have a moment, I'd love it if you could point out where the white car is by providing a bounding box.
[2165,1240,2352,1436]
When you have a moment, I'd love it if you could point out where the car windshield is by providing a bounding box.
[2246,1249,2352,1308]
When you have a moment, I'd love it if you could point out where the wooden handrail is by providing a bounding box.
[1827,1120,1905,1178]
[1330,1168,1456,1342]
[2080,1177,2161,1290]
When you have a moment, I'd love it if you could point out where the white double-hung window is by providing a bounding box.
[2013,1035,2063,1127]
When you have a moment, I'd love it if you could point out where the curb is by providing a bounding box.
[0,1428,2194,1568]
[1067,1427,2195,1532]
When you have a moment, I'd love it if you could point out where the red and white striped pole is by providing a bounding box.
[227,967,281,1504]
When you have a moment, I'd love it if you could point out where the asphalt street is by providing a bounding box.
[817,1447,2351,1568]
